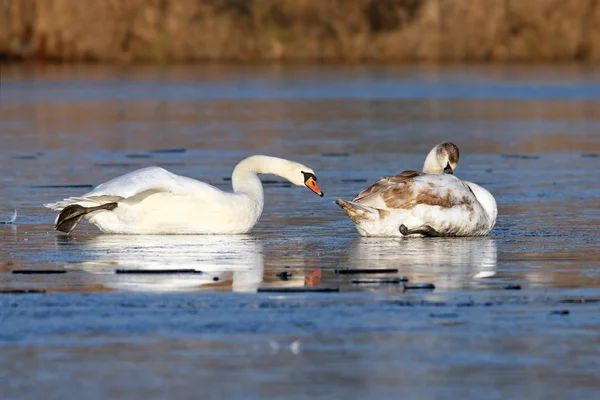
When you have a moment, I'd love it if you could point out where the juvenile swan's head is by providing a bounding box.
[423,142,460,175]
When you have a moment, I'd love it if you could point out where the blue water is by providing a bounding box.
[1,64,599,399]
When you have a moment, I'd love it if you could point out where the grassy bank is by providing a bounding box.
[1,0,599,63]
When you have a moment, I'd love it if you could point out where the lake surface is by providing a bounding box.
[1,64,600,399]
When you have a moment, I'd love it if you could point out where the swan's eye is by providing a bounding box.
[302,171,317,182]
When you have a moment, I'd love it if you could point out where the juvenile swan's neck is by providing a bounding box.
[423,149,442,174]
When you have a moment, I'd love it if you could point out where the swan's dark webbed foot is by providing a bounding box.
[399,224,451,237]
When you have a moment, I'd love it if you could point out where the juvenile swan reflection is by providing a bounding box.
[69,235,264,292]
[349,237,497,289]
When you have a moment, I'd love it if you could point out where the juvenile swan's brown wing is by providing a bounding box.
[377,174,477,211]
[353,170,424,203]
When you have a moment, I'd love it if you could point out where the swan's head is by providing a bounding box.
[423,142,460,175]
[287,163,323,197]
[300,169,324,197]
[235,155,324,197]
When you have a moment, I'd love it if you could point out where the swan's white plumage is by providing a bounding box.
[45,156,321,235]
[87,166,223,198]
[46,167,225,211]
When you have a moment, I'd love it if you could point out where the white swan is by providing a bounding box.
[336,143,497,237]
[45,155,323,234]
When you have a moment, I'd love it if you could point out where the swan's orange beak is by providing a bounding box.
[305,176,323,197]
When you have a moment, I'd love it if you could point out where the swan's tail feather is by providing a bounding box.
[55,202,118,234]
[335,199,380,225]
[44,196,119,212]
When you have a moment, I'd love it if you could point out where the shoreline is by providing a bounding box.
[2,0,599,64]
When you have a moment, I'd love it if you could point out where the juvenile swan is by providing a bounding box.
[45,155,323,234]
[336,143,497,237]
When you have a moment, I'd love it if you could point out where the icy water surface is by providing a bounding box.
[1,64,600,399]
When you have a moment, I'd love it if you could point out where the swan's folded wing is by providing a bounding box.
[83,166,223,199]
[353,170,424,203]
[358,174,476,211]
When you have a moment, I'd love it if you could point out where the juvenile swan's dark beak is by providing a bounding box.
[444,163,453,174]
[302,172,324,197]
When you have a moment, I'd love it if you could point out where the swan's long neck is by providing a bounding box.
[231,155,300,202]
[423,148,443,174]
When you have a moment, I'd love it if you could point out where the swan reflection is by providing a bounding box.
[65,235,264,292]
[348,237,497,290]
